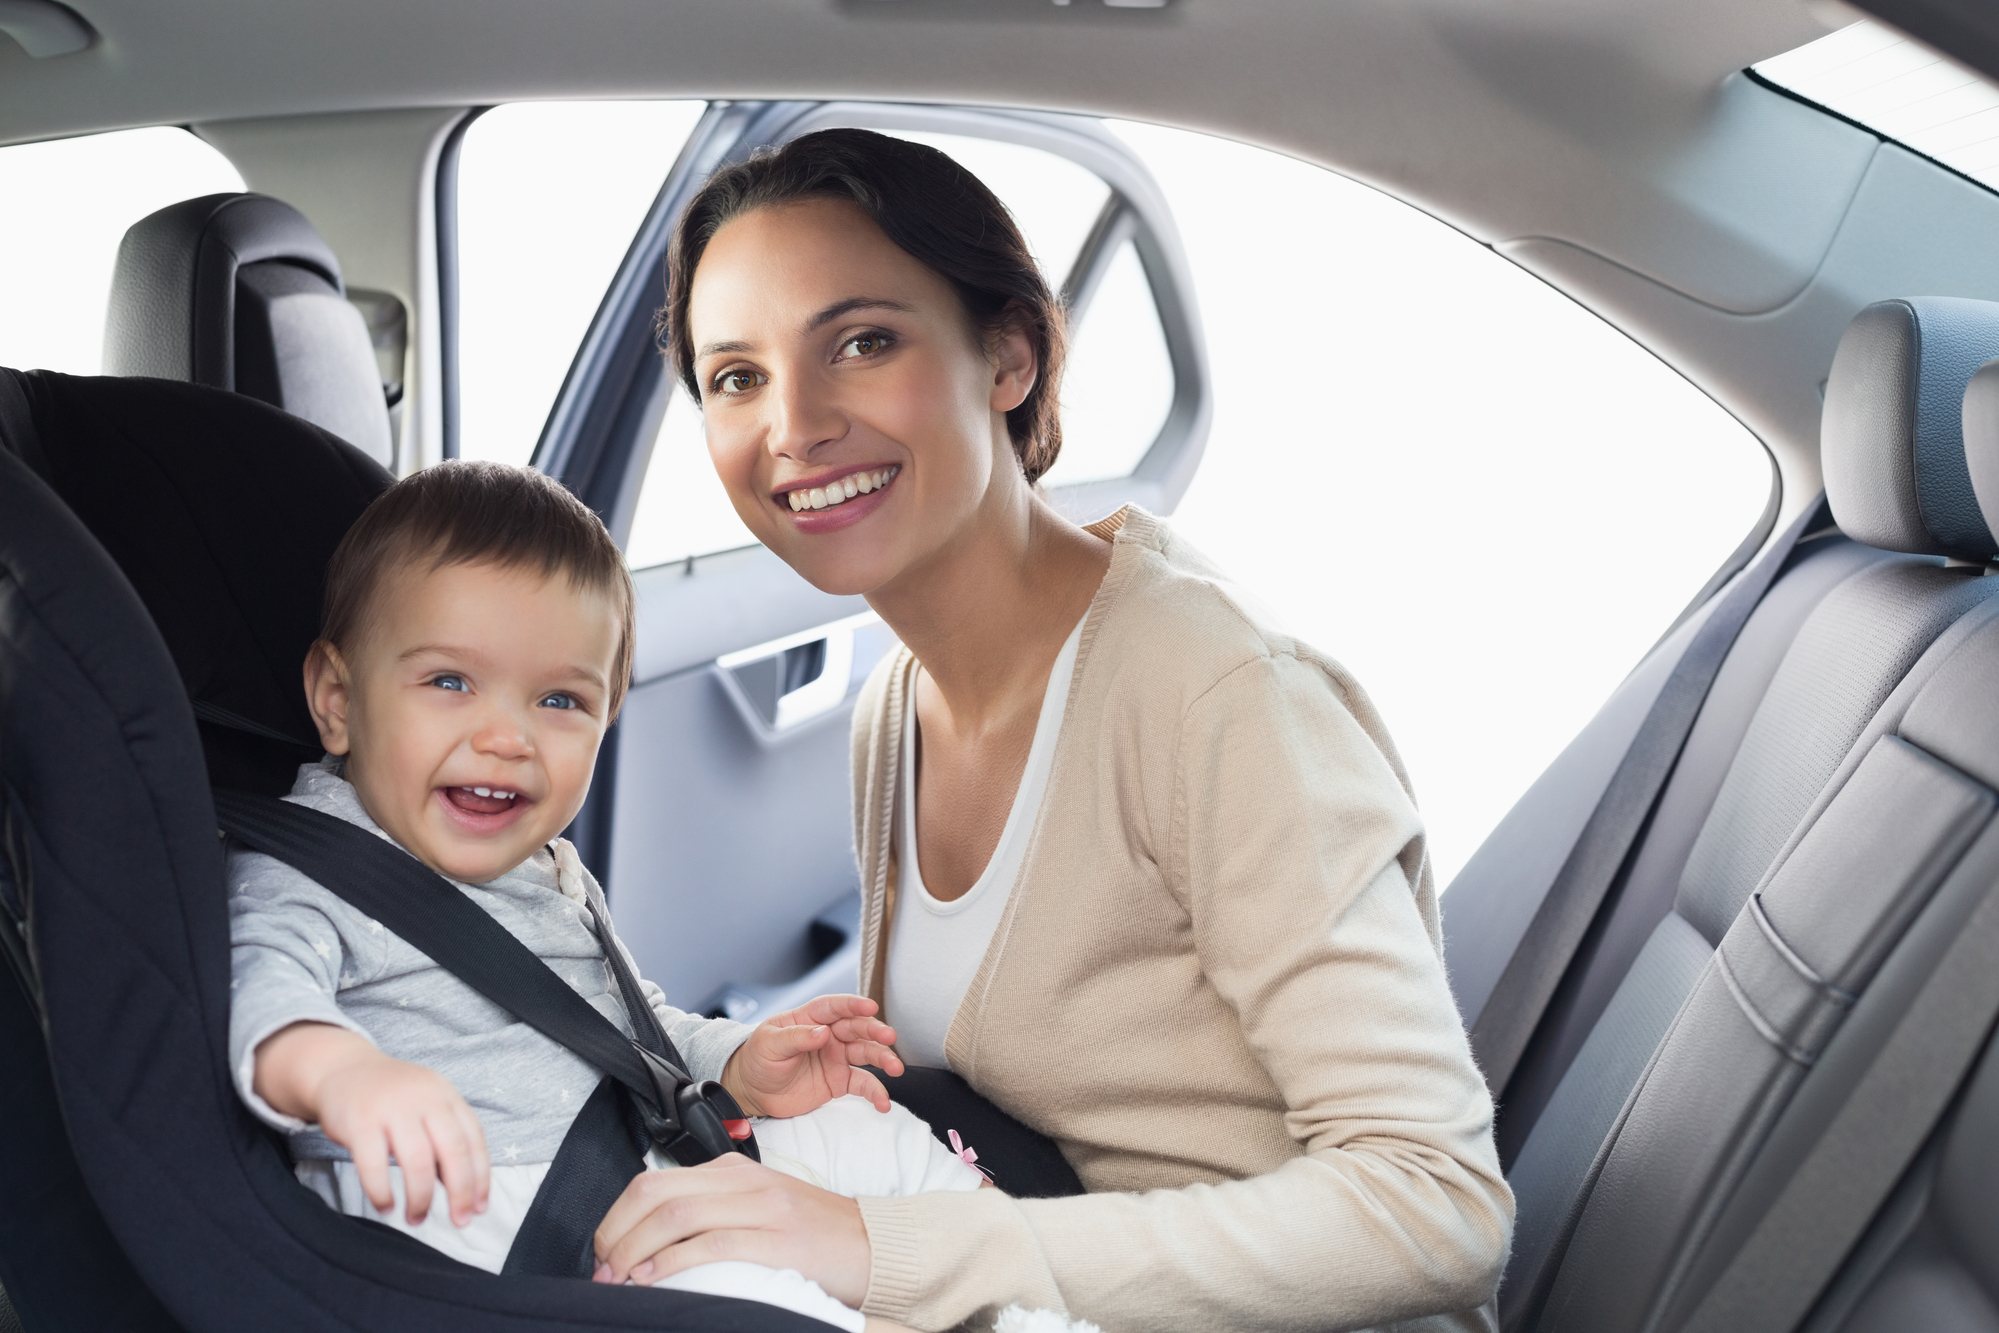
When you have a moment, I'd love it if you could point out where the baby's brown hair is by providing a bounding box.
[320,460,636,716]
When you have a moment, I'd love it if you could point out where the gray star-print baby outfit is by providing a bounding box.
[225,757,754,1163]
[225,760,982,1330]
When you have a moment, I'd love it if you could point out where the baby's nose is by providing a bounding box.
[471,714,533,757]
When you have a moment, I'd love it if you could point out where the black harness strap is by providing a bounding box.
[213,790,756,1277]
[503,1076,646,1277]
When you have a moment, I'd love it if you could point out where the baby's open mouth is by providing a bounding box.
[443,786,523,817]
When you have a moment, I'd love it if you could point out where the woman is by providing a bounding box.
[592,128,1512,1332]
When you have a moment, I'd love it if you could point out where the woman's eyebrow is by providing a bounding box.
[695,297,916,361]
[802,296,914,333]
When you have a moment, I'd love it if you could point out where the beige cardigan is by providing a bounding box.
[849,507,1512,1332]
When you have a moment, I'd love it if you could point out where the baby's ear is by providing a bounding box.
[303,640,355,755]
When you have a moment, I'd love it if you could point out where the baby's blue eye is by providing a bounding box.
[428,674,468,693]
[539,692,580,711]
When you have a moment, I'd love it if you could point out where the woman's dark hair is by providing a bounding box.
[661,128,1068,485]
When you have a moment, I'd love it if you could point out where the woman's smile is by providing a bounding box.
[777,464,902,533]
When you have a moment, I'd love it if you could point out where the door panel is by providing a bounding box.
[603,615,899,1013]
[531,100,1208,1017]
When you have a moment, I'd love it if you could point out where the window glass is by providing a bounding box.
[1107,119,1772,886]
[1757,20,1999,189]
[1047,239,1174,484]
[626,393,753,570]
[455,100,707,467]
[0,127,245,375]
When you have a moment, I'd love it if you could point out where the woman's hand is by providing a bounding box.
[592,1152,872,1307]
[719,993,904,1118]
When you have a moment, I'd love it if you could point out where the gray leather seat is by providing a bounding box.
[102,192,393,465]
[1450,297,1999,1330]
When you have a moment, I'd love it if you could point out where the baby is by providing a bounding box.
[227,460,983,1333]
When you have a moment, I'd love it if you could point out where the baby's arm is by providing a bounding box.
[251,1020,490,1227]
[229,848,489,1227]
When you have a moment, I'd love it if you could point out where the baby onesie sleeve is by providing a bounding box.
[226,846,377,1133]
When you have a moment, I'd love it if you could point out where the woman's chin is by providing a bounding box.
[796,562,891,599]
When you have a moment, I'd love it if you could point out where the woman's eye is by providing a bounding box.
[427,674,468,693]
[710,369,763,397]
[539,692,580,711]
[839,330,895,359]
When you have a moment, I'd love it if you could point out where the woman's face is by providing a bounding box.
[688,197,1034,597]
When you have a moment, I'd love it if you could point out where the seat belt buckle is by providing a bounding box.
[633,1045,760,1164]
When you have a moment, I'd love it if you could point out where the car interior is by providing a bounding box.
[7,0,1999,1329]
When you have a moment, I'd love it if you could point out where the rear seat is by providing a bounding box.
[1448,297,1999,1330]
[1538,571,1999,1330]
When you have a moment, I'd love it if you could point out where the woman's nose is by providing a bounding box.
[764,374,846,460]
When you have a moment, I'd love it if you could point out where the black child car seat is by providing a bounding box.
[0,368,832,1331]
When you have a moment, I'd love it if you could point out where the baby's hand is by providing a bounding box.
[255,1022,491,1228]
[720,994,903,1119]
[314,1048,492,1227]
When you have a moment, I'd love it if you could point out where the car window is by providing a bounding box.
[454,100,708,468]
[624,125,1175,569]
[0,127,245,376]
[1756,18,1999,193]
[1107,119,1774,886]
[1052,237,1174,484]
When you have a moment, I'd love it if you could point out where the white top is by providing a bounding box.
[884,616,1085,1070]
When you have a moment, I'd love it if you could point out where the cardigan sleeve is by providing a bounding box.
[856,651,1512,1331]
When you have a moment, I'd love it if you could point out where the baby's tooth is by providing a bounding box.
[472,786,492,797]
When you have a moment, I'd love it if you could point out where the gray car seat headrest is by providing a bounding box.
[1958,358,1999,532]
[1822,296,1999,562]
[103,192,394,466]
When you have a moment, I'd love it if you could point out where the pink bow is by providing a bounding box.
[948,1129,994,1182]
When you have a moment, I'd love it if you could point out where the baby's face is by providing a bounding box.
[310,559,621,884]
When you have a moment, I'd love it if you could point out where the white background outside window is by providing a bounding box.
[1,109,1771,886]
[0,127,244,375]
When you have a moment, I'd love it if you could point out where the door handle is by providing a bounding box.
[715,611,874,737]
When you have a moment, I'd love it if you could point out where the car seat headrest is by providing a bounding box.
[0,368,390,792]
[1822,297,1999,562]
[103,193,395,467]
[1956,359,1999,537]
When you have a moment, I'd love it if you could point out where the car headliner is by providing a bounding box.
[7,0,1999,497]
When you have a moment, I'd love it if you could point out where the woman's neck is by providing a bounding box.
[867,477,1111,732]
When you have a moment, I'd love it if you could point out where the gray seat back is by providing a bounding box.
[1499,297,1999,1328]
[103,192,393,465]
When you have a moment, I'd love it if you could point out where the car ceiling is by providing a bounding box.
[11,0,1999,496]
[0,0,1830,243]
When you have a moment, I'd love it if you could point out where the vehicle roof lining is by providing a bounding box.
[16,0,1999,490]
[0,0,1836,246]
